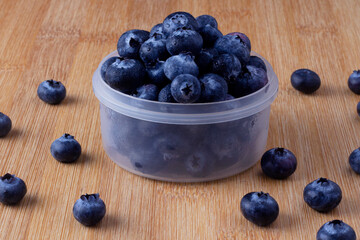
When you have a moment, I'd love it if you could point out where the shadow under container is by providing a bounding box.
[93,50,278,182]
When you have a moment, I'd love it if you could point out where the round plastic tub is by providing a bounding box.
[93,50,278,182]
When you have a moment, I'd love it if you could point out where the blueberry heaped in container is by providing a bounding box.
[92,12,279,182]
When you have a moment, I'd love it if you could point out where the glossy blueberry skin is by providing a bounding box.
[150,23,165,39]
[117,29,150,59]
[100,57,119,80]
[0,173,27,205]
[199,73,228,102]
[105,58,146,93]
[198,24,223,48]
[349,147,360,174]
[261,147,297,179]
[164,53,199,80]
[230,65,268,97]
[291,69,321,94]
[158,84,175,102]
[214,35,250,64]
[73,193,106,226]
[166,28,203,56]
[212,53,242,82]
[317,220,356,240]
[227,32,251,52]
[162,11,199,37]
[37,79,66,105]
[195,48,219,73]
[348,70,360,94]
[171,74,201,103]
[303,178,342,212]
[240,191,279,226]
[247,56,267,72]
[133,84,159,101]
[0,112,12,137]
[140,36,169,63]
[50,134,82,163]
[196,14,218,29]
[145,60,169,87]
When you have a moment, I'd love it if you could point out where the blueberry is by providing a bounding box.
[195,48,219,73]
[100,56,120,80]
[0,112,12,137]
[37,79,66,105]
[247,56,267,72]
[164,53,199,80]
[349,147,360,174]
[230,65,268,97]
[357,102,360,117]
[240,191,279,226]
[166,28,203,56]
[348,70,360,94]
[150,23,165,38]
[117,29,149,59]
[129,145,166,174]
[199,73,228,102]
[196,14,218,29]
[162,11,199,37]
[303,178,342,212]
[133,84,159,101]
[198,24,222,48]
[105,58,146,93]
[184,148,215,177]
[50,133,82,163]
[73,193,106,226]
[145,60,169,87]
[140,36,169,63]
[171,74,201,103]
[261,147,297,179]
[212,53,242,82]
[225,94,235,100]
[317,220,356,240]
[214,35,250,64]
[291,69,321,94]
[0,173,27,205]
[226,32,251,52]
[158,84,175,102]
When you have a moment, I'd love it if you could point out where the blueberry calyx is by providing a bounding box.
[64,133,74,139]
[181,84,193,96]
[129,38,140,48]
[274,147,285,155]
[317,177,328,184]
[329,220,343,225]
[46,79,59,86]
[257,191,268,197]
[1,173,14,182]
[80,193,99,201]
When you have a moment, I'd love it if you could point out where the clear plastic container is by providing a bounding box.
[92,50,278,182]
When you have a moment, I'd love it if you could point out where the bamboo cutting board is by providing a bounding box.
[1,0,360,239]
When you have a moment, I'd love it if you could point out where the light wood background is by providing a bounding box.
[1,0,360,239]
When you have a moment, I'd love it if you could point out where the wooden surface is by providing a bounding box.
[1,0,360,239]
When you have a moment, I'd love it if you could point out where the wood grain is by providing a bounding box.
[1,0,360,239]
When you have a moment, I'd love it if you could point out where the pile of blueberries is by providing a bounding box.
[101,12,268,103]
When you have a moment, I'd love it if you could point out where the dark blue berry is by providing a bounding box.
[303,178,342,212]
[195,48,219,73]
[105,58,146,93]
[162,12,199,37]
[212,53,242,82]
[140,36,169,63]
[133,84,159,101]
[291,69,321,94]
[100,57,119,80]
[214,35,250,64]
[348,70,360,94]
[198,24,222,48]
[357,102,360,117]
[196,14,218,29]
[129,145,166,174]
[145,60,169,87]
[240,191,279,226]
[117,29,149,59]
[166,28,203,56]
[199,73,228,102]
[317,220,356,240]
[0,173,27,205]
[158,84,175,102]
[37,79,66,105]
[261,147,297,179]
[150,23,165,39]
[349,147,360,174]
[50,133,82,163]
[247,56,267,72]
[73,193,106,226]
[164,53,199,80]
[0,112,12,137]
[230,65,268,97]
[227,32,251,52]
[184,148,215,177]
[170,74,201,103]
